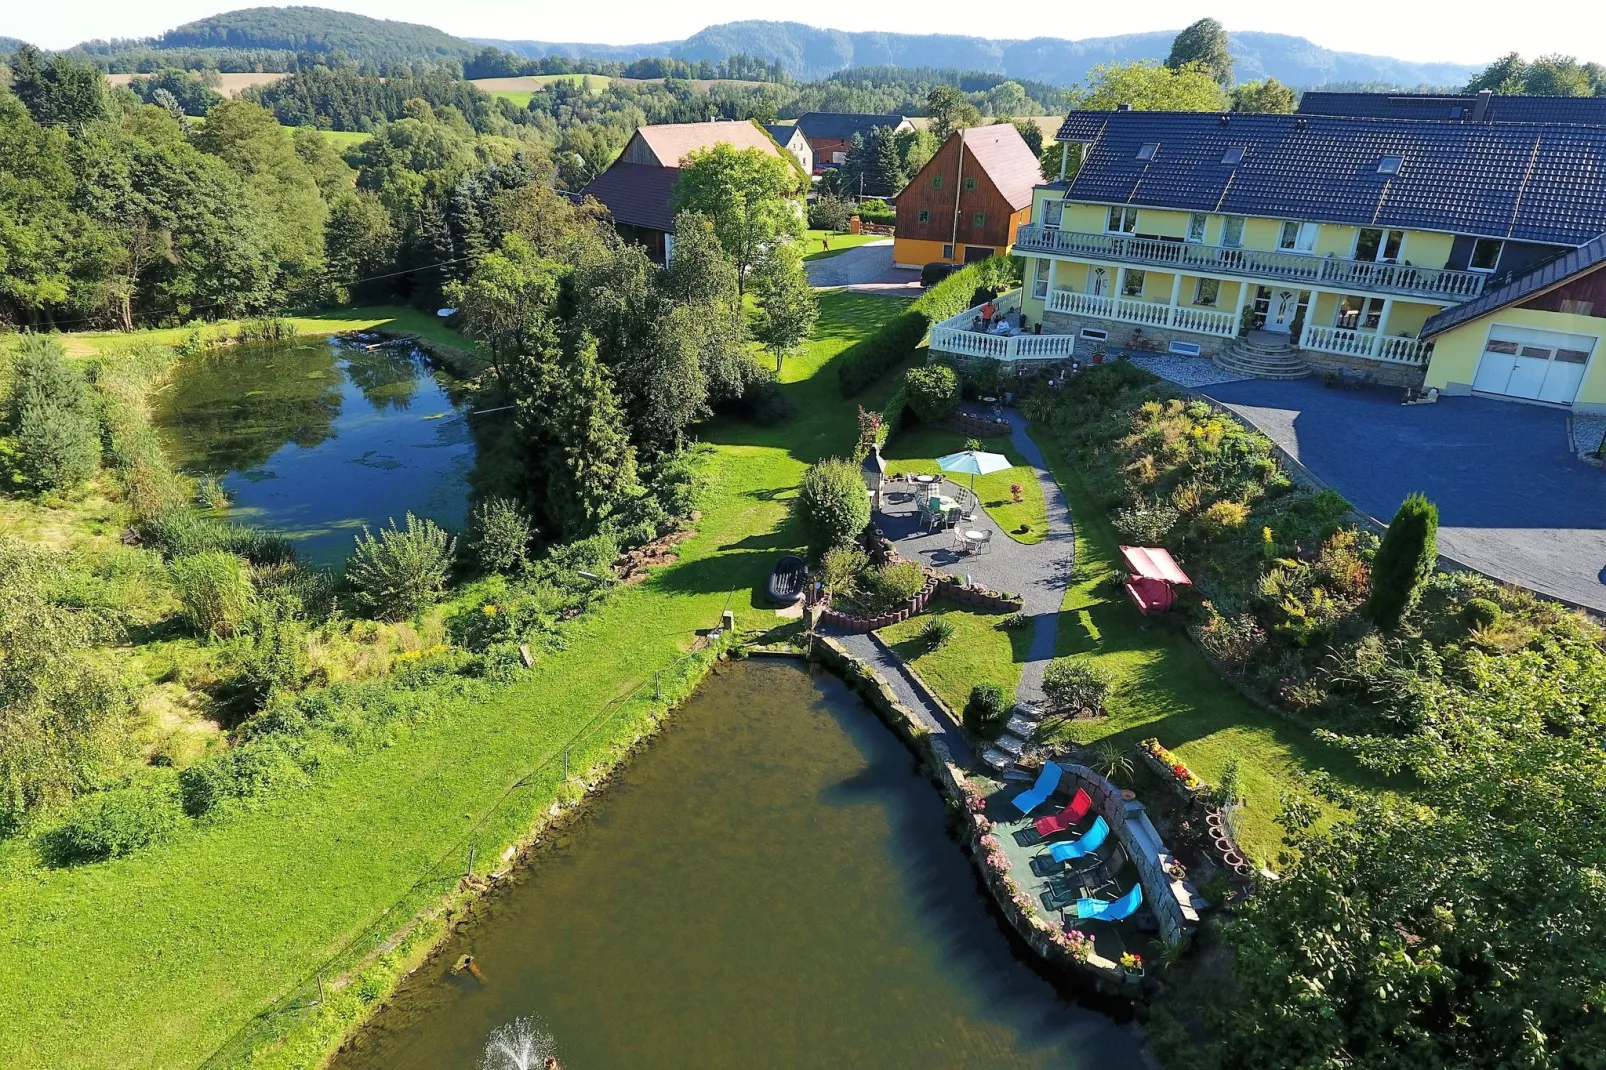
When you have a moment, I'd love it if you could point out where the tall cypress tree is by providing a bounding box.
[1364,493,1439,631]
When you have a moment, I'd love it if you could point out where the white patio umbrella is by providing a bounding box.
[936,449,1012,506]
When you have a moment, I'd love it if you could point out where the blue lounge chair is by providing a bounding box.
[1010,762,1062,817]
[1075,882,1143,922]
[1046,816,1108,864]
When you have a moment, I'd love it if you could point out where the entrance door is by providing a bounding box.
[1266,289,1301,333]
[1472,325,1596,405]
[1087,267,1109,297]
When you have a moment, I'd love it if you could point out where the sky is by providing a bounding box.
[7,0,1604,66]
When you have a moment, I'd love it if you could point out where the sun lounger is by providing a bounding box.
[1009,762,1062,816]
[1075,882,1143,922]
[1047,816,1108,864]
[1032,788,1091,838]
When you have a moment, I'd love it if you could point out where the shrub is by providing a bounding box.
[859,561,925,612]
[807,192,855,231]
[178,740,309,817]
[229,612,312,710]
[347,513,457,621]
[1000,611,1030,630]
[820,546,868,599]
[1197,499,1250,537]
[793,457,871,559]
[919,615,954,649]
[196,476,230,510]
[1461,597,1503,631]
[145,508,293,565]
[1042,657,1113,712]
[905,364,961,423]
[856,198,895,226]
[1365,493,1439,631]
[963,682,1010,739]
[46,784,182,865]
[169,551,256,637]
[1113,498,1180,544]
[470,496,535,573]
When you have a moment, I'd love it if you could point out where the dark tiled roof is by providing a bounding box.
[1298,92,1606,125]
[794,112,909,142]
[959,123,1042,211]
[765,123,797,144]
[1053,110,1606,245]
[580,162,682,233]
[1422,232,1606,337]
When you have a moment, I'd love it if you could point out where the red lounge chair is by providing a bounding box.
[1033,788,1092,837]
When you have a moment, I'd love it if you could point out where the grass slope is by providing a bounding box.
[0,291,908,1070]
[1031,426,1371,863]
[880,425,1047,544]
[878,601,1026,715]
[50,306,472,359]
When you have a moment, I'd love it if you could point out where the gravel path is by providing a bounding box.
[804,241,923,297]
[832,631,974,767]
[875,408,1075,706]
[1127,354,1250,388]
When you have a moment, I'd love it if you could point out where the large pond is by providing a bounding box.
[153,338,475,565]
[331,660,1143,1069]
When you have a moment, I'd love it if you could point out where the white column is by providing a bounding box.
[1168,273,1184,328]
[1298,288,1319,349]
[1375,298,1395,358]
[1232,280,1249,333]
[1048,257,1059,309]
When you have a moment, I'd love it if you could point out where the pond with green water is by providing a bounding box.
[153,338,475,564]
[331,659,1144,1069]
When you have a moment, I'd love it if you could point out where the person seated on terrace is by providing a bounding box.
[972,314,984,332]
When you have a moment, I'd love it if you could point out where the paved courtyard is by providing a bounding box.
[1193,376,1606,612]
[803,240,923,297]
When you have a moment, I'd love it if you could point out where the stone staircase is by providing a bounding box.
[1212,332,1312,379]
[982,703,1046,775]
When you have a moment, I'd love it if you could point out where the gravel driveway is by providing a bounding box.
[804,240,922,297]
[1196,377,1606,612]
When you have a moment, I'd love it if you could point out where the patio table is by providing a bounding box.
[961,528,987,554]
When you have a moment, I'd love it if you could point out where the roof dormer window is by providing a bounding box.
[1378,155,1404,174]
[1137,143,1159,161]
[1221,146,1245,165]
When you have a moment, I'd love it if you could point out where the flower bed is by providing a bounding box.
[937,577,1024,613]
[1139,738,1255,879]
[819,572,940,633]
[1139,738,1204,793]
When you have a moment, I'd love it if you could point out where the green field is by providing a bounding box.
[0,291,909,1069]
[803,229,886,261]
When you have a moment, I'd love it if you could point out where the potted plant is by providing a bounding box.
[1091,347,1106,365]
[1120,952,1145,980]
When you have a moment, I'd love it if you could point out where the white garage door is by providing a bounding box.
[1472,325,1597,405]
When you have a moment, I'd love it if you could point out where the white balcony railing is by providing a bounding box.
[1047,288,1238,337]
[1302,324,1433,365]
[928,289,1080,362]
[1015,224,1487,302]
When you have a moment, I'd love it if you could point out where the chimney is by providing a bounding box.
[1472,89,1493,122]
[1117,102,1133,112]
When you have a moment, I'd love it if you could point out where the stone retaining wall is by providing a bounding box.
[1041,310,1235,360]
[937,577,1025,612]
[1301,350,1425,389]
[940,412,1014,438]
[817,573,940,633]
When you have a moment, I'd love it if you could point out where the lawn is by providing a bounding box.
[50,305,476,359]
[879,425,1048,543]
[1031,426,1375,863]
[878,601,1027,715]
[804,229,886,261]
[0,291,912,1070]
[316,128,373,148]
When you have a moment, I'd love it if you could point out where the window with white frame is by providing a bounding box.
[1041,198,1065,230]
[1355,228,1405,263]
[1221,216,1245,248]
[1335,294,1386,330]
[1122,269,1146,296]
[1194,278,1221,306]
[1106,206,1138,233]
[1187,213,1208,243]
[1033,258,1051,298]
[1279,221,1319,252]
[1470,238,1504,272]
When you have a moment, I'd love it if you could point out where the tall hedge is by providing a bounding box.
[794,456,871,560]
[836,255,1020,396]
[1364,492,1438,631]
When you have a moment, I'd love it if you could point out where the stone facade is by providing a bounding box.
[1298,349,1429,388]
[1040,310,1236,361]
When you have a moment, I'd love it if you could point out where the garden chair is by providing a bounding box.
[1009,762,1062,816]
[1073,842,1130,898]
[1045,816,1108,864]
[1075,881,1143,922]
[1032,788,1091,838]
[944,505,963,530]
[973,529,993,555]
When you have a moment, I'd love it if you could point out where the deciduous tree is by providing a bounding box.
[926,85,982,141]
[671,143,805,292]
[1166,17,1235,87]
[1231,78,1297,114]
[750,239,817,373]
[1080,61,1229,112]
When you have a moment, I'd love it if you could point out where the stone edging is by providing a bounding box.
[818,573,940,633]
[937,576,1025,612]
[1135,745,1255,881]
[813,637,1133,997]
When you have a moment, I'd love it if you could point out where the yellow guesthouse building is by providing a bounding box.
[929,91,1606,412]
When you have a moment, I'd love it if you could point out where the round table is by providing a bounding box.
[914,474,936,484]
[962,529,987,554]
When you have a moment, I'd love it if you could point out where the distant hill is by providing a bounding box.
[482,20,1482,89]
[1,37,27,54]
[75,6,475,66]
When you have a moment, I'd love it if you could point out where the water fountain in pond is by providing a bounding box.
[479,1017,556,1070]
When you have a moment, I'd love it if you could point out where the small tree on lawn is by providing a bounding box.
[1365,492,1438,631]
[751,240,817,373]
[672,143,806,292]
[1042,656,1113,713]
[794,457,871,560]
[904,364,960,424]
